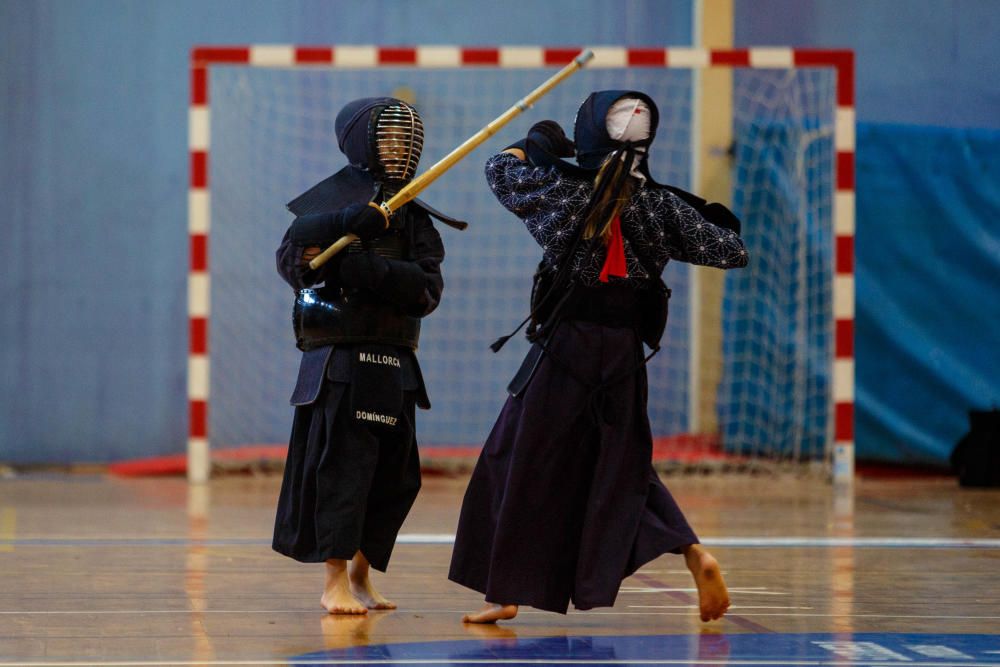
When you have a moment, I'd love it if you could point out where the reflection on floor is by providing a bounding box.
[0,472,998,665]
[298,632,1000,665]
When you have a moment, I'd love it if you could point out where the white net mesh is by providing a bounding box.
[205,63,835,469]
[721,68,836,465]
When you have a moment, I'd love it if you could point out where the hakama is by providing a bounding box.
[273,349,422,572]
[448,320,697,613]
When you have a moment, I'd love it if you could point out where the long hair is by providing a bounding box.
[582,150,637,243]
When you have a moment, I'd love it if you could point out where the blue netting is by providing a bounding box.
[718,69,835,460]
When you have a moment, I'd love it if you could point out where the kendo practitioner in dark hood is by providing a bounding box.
[449,91,747,624]
[272,97,465,614]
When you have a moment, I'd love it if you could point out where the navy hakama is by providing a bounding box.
[448,91,747,615]
[271,96,463,576]
[272,352,422,571]
[448,320,698,613]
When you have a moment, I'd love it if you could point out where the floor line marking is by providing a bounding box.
[0,508,15,553]
[631,571,776,634]
[628,605,815,610]
[620,587,791,595]
[704,537,1000,548]
[3,659,1000,666]
[2,608,1000,620]
[3,535,1000,548]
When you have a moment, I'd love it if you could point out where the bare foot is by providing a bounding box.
[683,544,731,622]
[349,574,397,610]
[321,559,368,615]
[349,552,397,610]
[461,621,519,640]
[462,602,518,624]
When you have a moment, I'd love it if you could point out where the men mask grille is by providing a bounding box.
[374,104,424,184]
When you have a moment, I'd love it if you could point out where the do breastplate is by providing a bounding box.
[292,226,421,351]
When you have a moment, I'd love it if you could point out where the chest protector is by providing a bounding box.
[292,227,421,351]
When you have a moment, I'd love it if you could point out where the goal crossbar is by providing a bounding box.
[186,45,855,484]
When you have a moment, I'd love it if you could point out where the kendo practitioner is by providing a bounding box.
[273,97,466,615]
[448,91,748,624]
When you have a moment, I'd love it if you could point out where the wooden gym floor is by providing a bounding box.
[1,470,999,665]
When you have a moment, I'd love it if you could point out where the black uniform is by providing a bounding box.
[272,97,464,571]
[448,91,748,612]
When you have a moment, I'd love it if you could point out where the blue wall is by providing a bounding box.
[855,124,1000,464]
[736,0,1000,129]
[3,0,998,466]
[0,0,693,463]
[737,0,1000,464]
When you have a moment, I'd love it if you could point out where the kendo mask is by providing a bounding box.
[287,97,468,230]
[335,97,423,189]
[573,90,659,181]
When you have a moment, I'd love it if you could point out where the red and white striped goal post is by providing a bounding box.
[187,45,855,484]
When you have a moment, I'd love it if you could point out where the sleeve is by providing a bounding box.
[274,227,342,291]
[656,189,749,269]
[406,212,445,317]
[484,152,592,259]
[371,211,445,318]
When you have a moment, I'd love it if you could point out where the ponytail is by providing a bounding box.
[582,150,637,243]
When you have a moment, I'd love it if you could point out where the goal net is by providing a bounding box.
[188,46,854,480]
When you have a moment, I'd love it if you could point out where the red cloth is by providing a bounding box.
[599,215,629,282]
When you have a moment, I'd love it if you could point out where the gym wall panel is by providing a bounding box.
[0,0,693,462]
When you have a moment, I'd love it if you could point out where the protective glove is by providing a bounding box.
[289,203,388,245]
[526,120,575,158]
[342,203,389,241]
[338,252,390,290]
[504,120,575,160]
[340,253,428,311]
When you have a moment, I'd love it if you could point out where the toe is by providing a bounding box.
[336,606,367,615]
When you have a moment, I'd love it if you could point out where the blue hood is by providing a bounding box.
[525,90,660,181]
[573,90,659,171]
[287,97,467,230]
[334,96,399,169]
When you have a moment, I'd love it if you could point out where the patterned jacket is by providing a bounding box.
[485,152,749,286]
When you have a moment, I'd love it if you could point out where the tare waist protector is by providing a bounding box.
[293,287,421,351]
